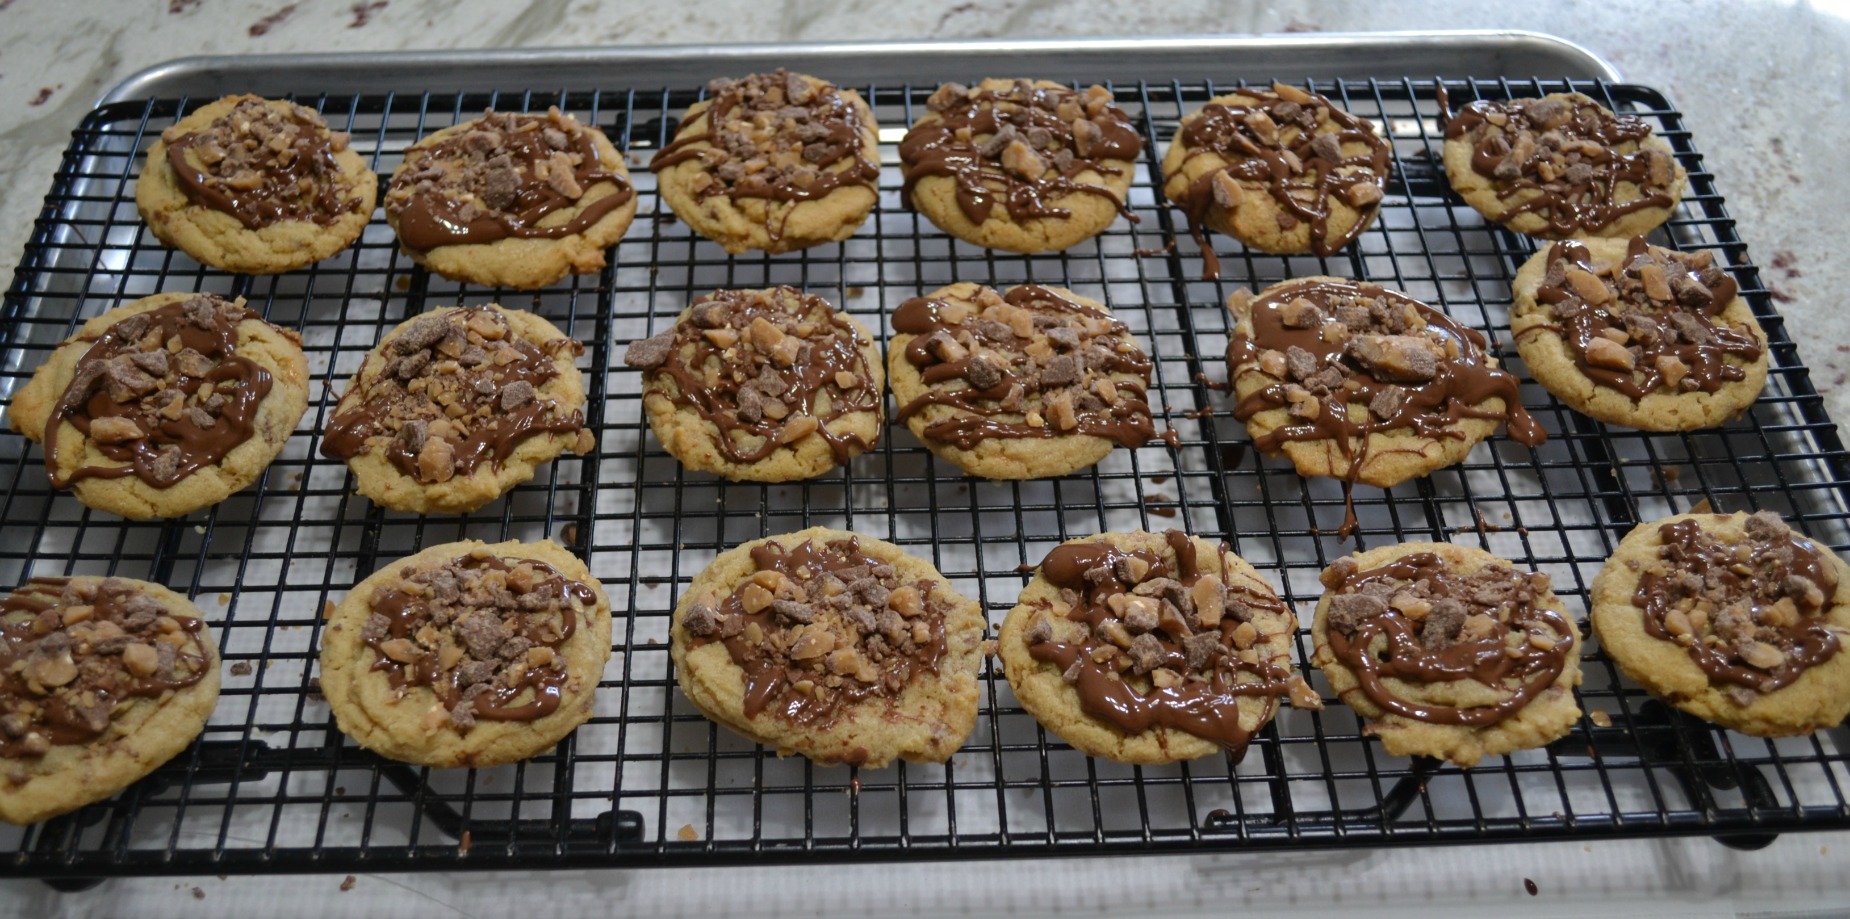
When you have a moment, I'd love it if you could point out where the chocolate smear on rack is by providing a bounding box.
[1445,94,1678,237]
[362,551,594,732]
[321,306,589,483]
[1,578,212,758]
[1224,279,1543,537]
[1023,530,1314,761]
[1322,552,1574,726]
[893,284,1159,450]
[1171,83,1391,278]
[164,97,359,229]
[1525,236,1761,400]
[899,79,1142,225]
[681,537,954,733]
[388,107,634,251]
[623,287,880,464]
[44,294,275,490]
[1634,512,1841,698]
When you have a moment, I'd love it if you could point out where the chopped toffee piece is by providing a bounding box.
[682,536,955,725]
[321,307,587,484]
[894,284,1157,450]
[1320,552,1574,726]
[1634,512,1841,700]
[387,107,634,251]
[162,97,360,229]
[1,578,211,758]
[43,294,274,490]
[361,551,595,731]
[899,79,1143,227]
[1527,237,1761,400]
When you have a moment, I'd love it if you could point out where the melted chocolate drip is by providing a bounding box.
[164,99,360,230]
[44,295,273,490]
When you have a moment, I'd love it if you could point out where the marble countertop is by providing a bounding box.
[2,1,1848,916]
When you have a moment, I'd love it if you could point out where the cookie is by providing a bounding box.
[2,576,220,825]
[1591,511,1850,737]
[320,305,595,514]
[10,292,310,519]
[1310,542,1582,767]
[385,107,637,289]
[652,70,880,255]
[136,95,377,274]
[1443,93,1685,239]
[998,529,1318,765]
[1161,83,1390,277]
[1223,277,1544,505]
[900,79,1142,253]
[319,539,612,768]
[623,287,883,482]
[889,282,1159,479]
[670,527,985,768]
[1511,236,1766,430]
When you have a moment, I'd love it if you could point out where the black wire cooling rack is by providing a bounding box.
[2,76,1848,883]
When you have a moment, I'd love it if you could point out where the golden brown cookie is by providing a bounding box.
[652,70,880,255]
[1443,93,1685,239]
[319,539,612,768]
[385,108,636,289]
[1310,542,1582,767]
[2,576,220,825]
[1161,83,1389,277]
[623,287,883,482]
[137,94,377,274]
[10,292,310,519]
[320,304,595,515]
[1511,236,1766,430]
[1591,511,1850,737]
[997,529,1318,765]
[888,282,1159,479]
[899,79,1142,253]
[670,527,985,768]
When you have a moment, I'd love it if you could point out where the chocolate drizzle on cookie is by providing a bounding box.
[1321,552,1574,727]
[893,284,1158,451]
[1525,237,1761,400]
[1633,512,1842,703]
[1225,279,1543,536]
[360,552,595,732]
[44,294,274,490]
[650,70,878,242]
[388,107,634,251]
[163,97,361,230]
[1445,94,1678,237]
[899,79,1142,226]
[321,306,589,484]
[623,287,880,465]
[1,578,211,758]
[1023,530,1314,761]
[1171,84,1391,276]
[681,537,953,737]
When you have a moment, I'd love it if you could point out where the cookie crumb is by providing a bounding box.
[459,830,472,855]
[192,887,205,900]
[339,876,356,892]
[229,661,253,677]
[1589,710,1612,728]
[677,823,699,841]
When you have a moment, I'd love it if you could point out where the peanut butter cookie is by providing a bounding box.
[1591,511,1850,737]
[623,287,883,482]
[900,79,1142,253]
[2,576,220,825]
[1311,542,1582,768]
[385,108,637,289]
[652,70,880,255]
[137,94,377,274]
[319,539,612,768]
[11,292,310,519]
[998,529,1318,765]
[321,305,595,515]
[889,282,1159,479]
[671,528,985,768]
[1511,236,1766,430]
